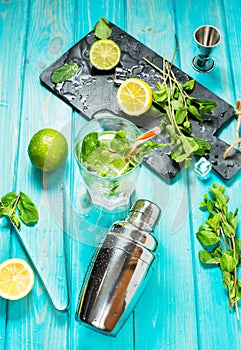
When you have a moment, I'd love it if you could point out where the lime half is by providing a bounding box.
[89,39,121,70]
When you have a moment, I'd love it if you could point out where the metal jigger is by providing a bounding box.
[192,25,221,72]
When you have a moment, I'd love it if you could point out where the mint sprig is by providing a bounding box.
[0,192,39,231]
[144,57,216,168]
[196,183,241,319]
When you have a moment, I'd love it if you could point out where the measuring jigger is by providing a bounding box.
[75,199,161,336]
[192,25,221,72]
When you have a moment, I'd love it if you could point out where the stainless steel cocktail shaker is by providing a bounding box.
[75,199,161,336]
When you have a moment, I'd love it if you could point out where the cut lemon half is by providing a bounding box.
[116,78,153,116]
[89,39,121,70]
[0,258,34,300]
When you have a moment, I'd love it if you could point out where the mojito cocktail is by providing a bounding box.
[74,116,142,210]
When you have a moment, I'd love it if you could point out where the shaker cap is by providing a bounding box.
[128,199,161,231]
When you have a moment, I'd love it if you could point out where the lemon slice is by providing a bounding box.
[116,78,153,116]
[0,258,34,300]
[89,39,121,70]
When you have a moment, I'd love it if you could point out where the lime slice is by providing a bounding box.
[89,39,121,70]
[0,258,34,300]
[116,78,153,116]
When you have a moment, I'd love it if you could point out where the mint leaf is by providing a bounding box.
[182,79,195,91]
[0,205,13,218]
[1,192,18,207]
[11,211,21,231]
[17,192,39,226]
[187,105,203,121]
[199,250,220,265]
[152,85,168,103]
[192,136,211,155]
[196,224,220,246]
[80,132,100,162]
[220,252,237,272]
[192,98,217,114]
[51,62,80,83]
[94,18,112,39]
[175,107,187,124]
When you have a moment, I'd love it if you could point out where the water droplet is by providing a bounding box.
[146,156,154,166]
[199,124,205,133]
[107,77,113,83]
[64,92,76,101]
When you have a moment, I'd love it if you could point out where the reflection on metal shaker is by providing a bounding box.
[75,199,161,336]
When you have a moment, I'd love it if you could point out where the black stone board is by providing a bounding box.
[40,23,241,180]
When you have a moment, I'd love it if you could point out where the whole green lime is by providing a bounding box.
[28,128,68,172]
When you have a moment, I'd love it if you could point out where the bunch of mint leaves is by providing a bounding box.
[0,192,39,231]
[196,183,241,319]
[146,57,217,168]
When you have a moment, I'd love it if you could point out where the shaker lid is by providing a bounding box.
[128,199,161,231]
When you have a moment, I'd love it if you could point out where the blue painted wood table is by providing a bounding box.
[1,0,241,349]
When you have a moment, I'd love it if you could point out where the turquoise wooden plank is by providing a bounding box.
[175,0,241,349]
[126,0,178,65]
[14,0,71,307]
[222,1,241,99]
[0,0,29,347]
[216,0,241,149]
[175,0,233,104]
[2,0,76,348]
[174,0,237,154]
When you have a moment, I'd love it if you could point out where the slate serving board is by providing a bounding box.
[40,23,241,180]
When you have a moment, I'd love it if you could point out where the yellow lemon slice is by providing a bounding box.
[0,258,34,300]
[89,39,121,70]
[116,78,153,116]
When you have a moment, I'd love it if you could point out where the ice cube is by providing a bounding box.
[194,157,212,179]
